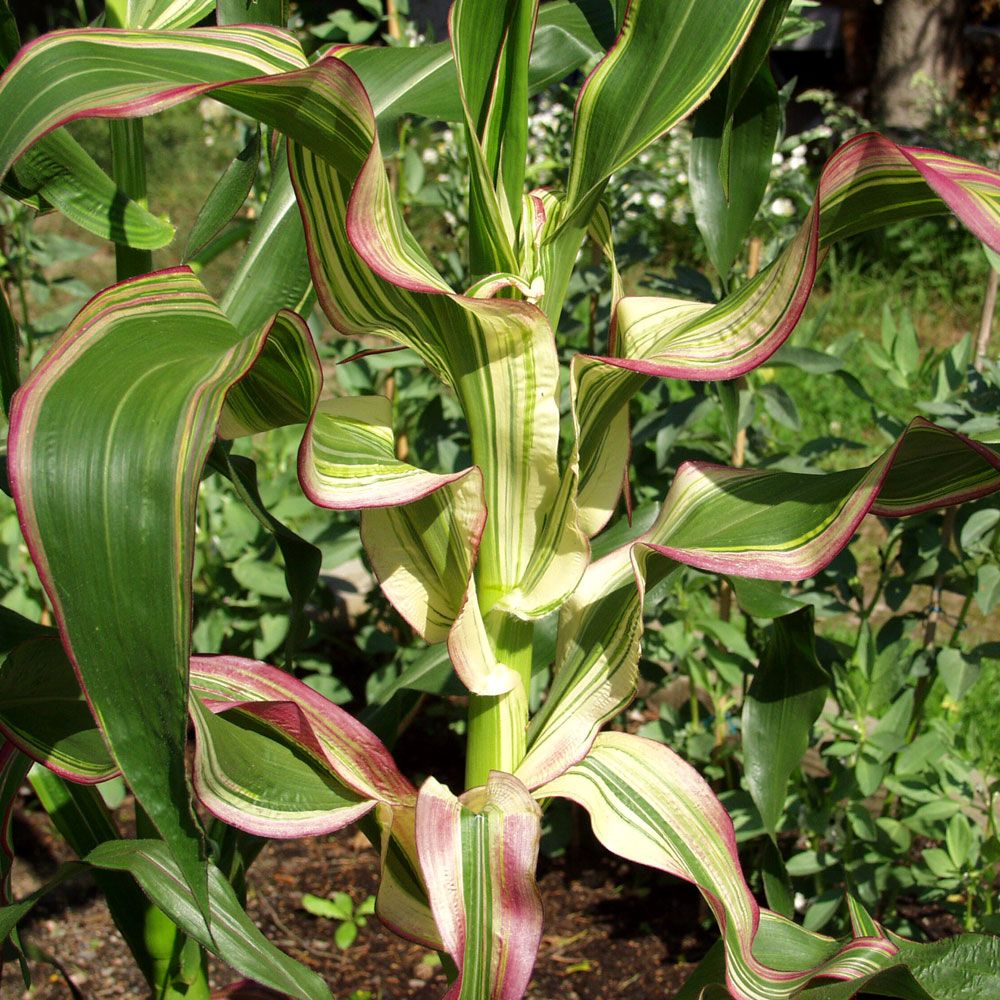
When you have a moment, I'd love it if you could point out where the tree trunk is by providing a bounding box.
[872,0,966,130]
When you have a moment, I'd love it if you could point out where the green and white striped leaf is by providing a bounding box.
[301,395,473,511]
[449,0,535,272]
[574,133,1000,529]
[523,419,1000,788]
[518,543,677,789]
[535,732,898,1000]
[190,697,374,839]
[218,309,320,438]
[9,130,175,249]
[561,0,767,227]
[644,418,1000,580]
[0,638,116,783]
[338,0,609,133]
[416,772,543,1000]
[367,803,442,951]
[115,0,216,29]
[0,27,308,179]
[189,655,414,805]
[290,139,572,613]
[7,269,320,918]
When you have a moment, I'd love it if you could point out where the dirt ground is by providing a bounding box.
[4,802,710,1000]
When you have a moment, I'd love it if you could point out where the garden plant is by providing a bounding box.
[0,0,999,997]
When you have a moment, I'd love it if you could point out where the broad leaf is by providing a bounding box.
[189,655,414,805]
[7,270,316,916]
[190,697,374,838]
[573,134,1000,529]
[8,129,175,249]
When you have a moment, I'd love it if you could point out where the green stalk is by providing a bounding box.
[465,612,533,789]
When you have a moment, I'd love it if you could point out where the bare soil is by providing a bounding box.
[3,802,710,1000]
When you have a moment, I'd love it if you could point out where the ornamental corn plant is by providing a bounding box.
[0,0,999,997]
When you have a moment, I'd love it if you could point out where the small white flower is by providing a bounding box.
[639,152,652,166]
[792,143,808,158]
[676,171,687,185]
[770,197,796,217]
[771,152,784,166]
[421,147,438,165]
[443,210,458,228]
[794,893,807,913]
[789,155,806,171]
[815,124,833,139]
[648,192,667,211]
[441,128,454,145]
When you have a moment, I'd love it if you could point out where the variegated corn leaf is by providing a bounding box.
[535,732,898,1000]
[575,133,1000,532]
[522,418,1000,789]
[417,772,543,1000]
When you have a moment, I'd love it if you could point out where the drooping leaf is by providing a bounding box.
[416,772,543,1000]
[8,129,175,249]
[190,697,374,839]
[0,27,309,179]
[189,655,414,805]
[644,418,1000,581]
[89,842,330,1000]
[535,732,898,1000]
[7,270,313,917]
[27,768,153,983]
[573,133,1000,529]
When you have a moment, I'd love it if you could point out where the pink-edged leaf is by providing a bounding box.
[189,696,375,839]
[573,133,1000,528]
[189,655,413,805]
[644,417,1000,581]
[522,418,1000,789]
[536,732,898,999]
[416,772,542,1000]
[7,268,280,916]
[0,637,117,783]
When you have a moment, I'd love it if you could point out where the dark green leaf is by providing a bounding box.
[742,608,828,835]
[691,67,780,283]
[183,127,260,261]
